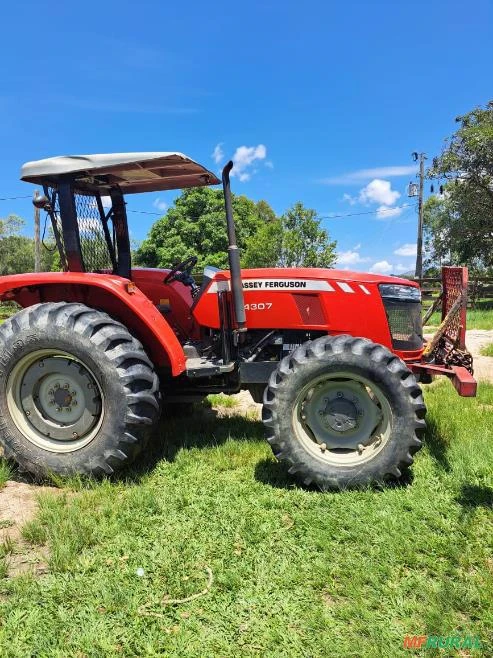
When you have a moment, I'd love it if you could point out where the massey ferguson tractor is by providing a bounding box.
[0,152,477,489]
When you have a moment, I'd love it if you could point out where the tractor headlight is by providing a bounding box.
[379,284,421,302]
[379,284,423,351]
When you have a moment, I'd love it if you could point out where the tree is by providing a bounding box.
[424,101,493,268]
[244,202,337,268]
[0,214,57,274]
[135,187,273,270]
[279,202,337,267]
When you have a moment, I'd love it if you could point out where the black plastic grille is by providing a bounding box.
[384,300,423,351]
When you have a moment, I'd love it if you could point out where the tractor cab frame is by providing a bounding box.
[22,152,221,278]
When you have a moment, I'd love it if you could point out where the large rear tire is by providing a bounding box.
[262,335,426,490]
[0,303,160,478]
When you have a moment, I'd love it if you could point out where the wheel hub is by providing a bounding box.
[323,395,360,432]
[295,376,388,464]
[7,350,104,453]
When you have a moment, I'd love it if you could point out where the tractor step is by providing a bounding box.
[186,357,235,378]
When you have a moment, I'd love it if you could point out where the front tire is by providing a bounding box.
[262,335,426,490]
[0,303,160,478]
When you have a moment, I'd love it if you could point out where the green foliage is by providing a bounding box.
[278,202,337,268]
[243,201,337,268]
[242,217,283,268]
[425,101,493,268]
[0,215,57,274]
[135,187,269,270]
[136,190,337,271]
[481,342,493,357]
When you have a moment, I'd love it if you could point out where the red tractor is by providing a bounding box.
[0,153,476,488]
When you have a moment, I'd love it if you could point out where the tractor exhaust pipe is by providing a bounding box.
[222,161,247,332]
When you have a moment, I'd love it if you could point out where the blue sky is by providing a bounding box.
[1,0,491,274]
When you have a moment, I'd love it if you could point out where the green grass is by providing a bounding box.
[424,300,493,330]
[0,302,19,325]
[0,459,11,488]
[207,393,239,408]
[480,343,493,357]
[0,383,491,657]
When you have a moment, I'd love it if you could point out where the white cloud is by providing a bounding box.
[394,243,417,257]
[342,192,358,206]
[359,179,400,206]
[336,249,371,266]
[320,165,418,185]
[231,144,267,182]
[264,160,274,169]
[212,143,224,165]
[394,263,409,273]
[153,198,167,212]
[342,179,404,220]
[370,260,393,274]
[375,205,403,219]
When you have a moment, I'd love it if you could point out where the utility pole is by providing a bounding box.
[408,153,426,280]
[34,189,41,272]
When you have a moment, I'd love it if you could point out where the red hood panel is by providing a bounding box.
[213,268,418,287]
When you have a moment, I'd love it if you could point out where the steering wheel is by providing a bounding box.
[164,255,198,285]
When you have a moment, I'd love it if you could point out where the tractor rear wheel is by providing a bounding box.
[0,303,160,478]
[262,335,426,490]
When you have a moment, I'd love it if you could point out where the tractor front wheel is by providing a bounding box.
[0,303,160,478]
[262,335,426,490]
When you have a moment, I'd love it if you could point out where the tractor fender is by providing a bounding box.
[0,272,186,376]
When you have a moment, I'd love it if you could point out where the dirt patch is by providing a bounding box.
[464,330,493,383]
[0,480,58,577]
[213,390,261,419]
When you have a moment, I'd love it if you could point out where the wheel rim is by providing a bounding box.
[293,371,392,466]
[7,349,104,453]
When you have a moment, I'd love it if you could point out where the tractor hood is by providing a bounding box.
[233,268,419,288]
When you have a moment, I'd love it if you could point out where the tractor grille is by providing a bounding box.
[293,294,326,325]
[383,300,423,351]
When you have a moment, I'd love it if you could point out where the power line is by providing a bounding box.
[127,209,163,216]
[1,194,417,221]
[319,203,416,220]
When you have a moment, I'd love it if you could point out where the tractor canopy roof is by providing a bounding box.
[20,152,220,194]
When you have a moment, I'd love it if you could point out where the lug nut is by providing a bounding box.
[73,400,78,406]
[56,407,62,413]
[337,391,343,397]
[72,432,78,439]
[48,389,54,395]
[39,362,44,368]
[64,383,70,390]
[320,442,327,452]
[357,443,364,454]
